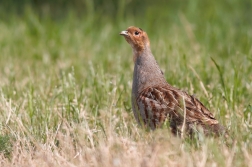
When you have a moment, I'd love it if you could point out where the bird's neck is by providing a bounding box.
[132,47,167,94]
[133,45,151,63]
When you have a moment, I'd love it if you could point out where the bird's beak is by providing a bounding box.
[120,30,128,36]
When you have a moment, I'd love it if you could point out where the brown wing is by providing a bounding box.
[137,86,220,134]
[137,87,179,129]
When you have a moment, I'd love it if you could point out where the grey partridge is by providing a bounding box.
[120,26,226,136]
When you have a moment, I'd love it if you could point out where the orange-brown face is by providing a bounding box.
[120,26,150,52]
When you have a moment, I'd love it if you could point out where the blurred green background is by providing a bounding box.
[1,0,251,59]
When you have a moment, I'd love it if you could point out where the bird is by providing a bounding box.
[120,26,226,136]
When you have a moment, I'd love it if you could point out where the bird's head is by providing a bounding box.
[120,26,150,53]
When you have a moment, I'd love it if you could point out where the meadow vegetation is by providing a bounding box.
[0,0,252,166]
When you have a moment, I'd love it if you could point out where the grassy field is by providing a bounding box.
[0,1,252,166]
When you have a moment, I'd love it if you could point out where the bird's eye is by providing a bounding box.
[134,31,140,35]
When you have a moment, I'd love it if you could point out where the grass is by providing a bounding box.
[0,1,252,166]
